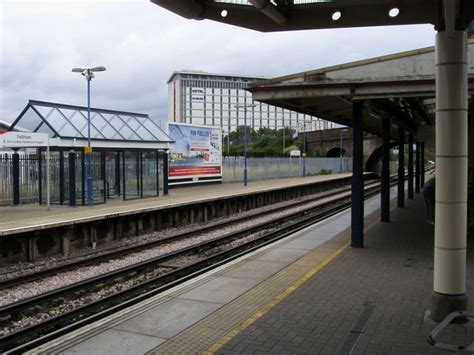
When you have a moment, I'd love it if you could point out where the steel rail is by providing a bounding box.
[0,178,379,289]
[0,181,392,353]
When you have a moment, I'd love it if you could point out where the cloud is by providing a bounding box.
[1,1,435,125]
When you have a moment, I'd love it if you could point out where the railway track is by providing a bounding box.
[0,178,393,353]
[0,178,379,289]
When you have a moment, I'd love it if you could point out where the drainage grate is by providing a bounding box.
[336,302,376,355]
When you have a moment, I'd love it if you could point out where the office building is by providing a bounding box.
[167,70,335,134]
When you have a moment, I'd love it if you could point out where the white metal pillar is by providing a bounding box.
[431,30,468,322]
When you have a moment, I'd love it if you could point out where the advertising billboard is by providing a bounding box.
[168,123,222,185]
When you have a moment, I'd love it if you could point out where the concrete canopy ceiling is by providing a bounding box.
[151,0,474,32]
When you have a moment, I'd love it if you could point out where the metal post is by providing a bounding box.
[46,140,50,210]
[408,133,414,199]
[420,142,425,187]
[59,150,64,205]
[115,152,121,196]
[68,150,76,207]
[340,128,343,173]
[86,75,93,206]
[381,116,390,222]
[397,127,405,208]
[81,151,85,205]
[431,30,468,322]
[38,148,42,205]
[303,123,306,177]
[351,102,364,248]
[283,125,285,154]
[140,151,143,198]
[156,150,160,196]
[415,141,421,193]
[122,151,126,200]
[136,151,140,196]
[244,106,248,186]
[12,149,20,206]
[101,151,106,202]
[163,151,169,195]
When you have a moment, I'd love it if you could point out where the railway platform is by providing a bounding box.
[27,181,473,355]
[0,174,352,233]
[1,173,359,262]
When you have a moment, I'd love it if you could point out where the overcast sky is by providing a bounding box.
[1,0,436,124]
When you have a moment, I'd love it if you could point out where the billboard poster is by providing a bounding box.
[168,123,222,184]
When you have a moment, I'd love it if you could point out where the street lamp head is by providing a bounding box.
[72,66,106,81]
[91,66,106,72]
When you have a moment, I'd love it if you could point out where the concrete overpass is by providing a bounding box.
[153,0,474,322]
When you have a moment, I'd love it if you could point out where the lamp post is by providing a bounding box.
[235,103,256,186]
[72,66,106,206]
[339,128,343,173]
[302,121,306,177]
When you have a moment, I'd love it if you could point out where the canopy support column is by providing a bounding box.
[408,133,414,200]
[351,101,364,248]
[421,142,425,187]
[398,127,405,208]
[431,30,468,322]
[415,141,421,193]
[381,116,391,222]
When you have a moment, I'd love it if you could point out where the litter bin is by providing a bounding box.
[423,177,435,225]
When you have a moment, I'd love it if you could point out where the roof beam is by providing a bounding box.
[248,0,287,25]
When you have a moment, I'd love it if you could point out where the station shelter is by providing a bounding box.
[8,100,173,206]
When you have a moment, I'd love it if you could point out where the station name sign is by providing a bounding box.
[0,132,49,148]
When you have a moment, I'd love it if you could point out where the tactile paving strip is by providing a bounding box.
[148,210,380,354]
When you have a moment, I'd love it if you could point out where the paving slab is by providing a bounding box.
[223,260,289,282]
[115,298,222,339]
[177,276,259,304]
[60,329,166,355]
[281,237,327,250]
[255,247,309,264]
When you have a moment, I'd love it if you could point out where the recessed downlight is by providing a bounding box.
[221,9,228,18]
[389,7,400,17]
[332,11,342,21]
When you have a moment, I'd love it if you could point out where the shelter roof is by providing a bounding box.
[8,100,173,149]
[152,0,474,33]
[247,39,474,149]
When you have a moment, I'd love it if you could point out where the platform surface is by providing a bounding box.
[0,173,352,235]
[27,183,474,355]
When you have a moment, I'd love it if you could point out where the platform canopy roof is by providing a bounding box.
[248,38,474,135]
[152,0,474,33]
[9,100,173,150]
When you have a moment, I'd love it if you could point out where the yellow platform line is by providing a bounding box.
[202,241,350,355]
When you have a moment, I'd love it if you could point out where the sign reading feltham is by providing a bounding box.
[168,123,222,184]
[0,132,49,147]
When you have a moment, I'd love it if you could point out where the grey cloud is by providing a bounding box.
[1,1,435,125]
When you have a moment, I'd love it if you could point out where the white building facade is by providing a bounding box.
[168,70,336,134]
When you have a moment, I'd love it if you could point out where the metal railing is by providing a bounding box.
[0,154,352,206]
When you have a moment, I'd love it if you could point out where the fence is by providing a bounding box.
[222,156,352,183]
[0,153,352,206]
[0,153,40,206]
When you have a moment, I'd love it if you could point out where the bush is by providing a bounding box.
[319,168,332,175]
